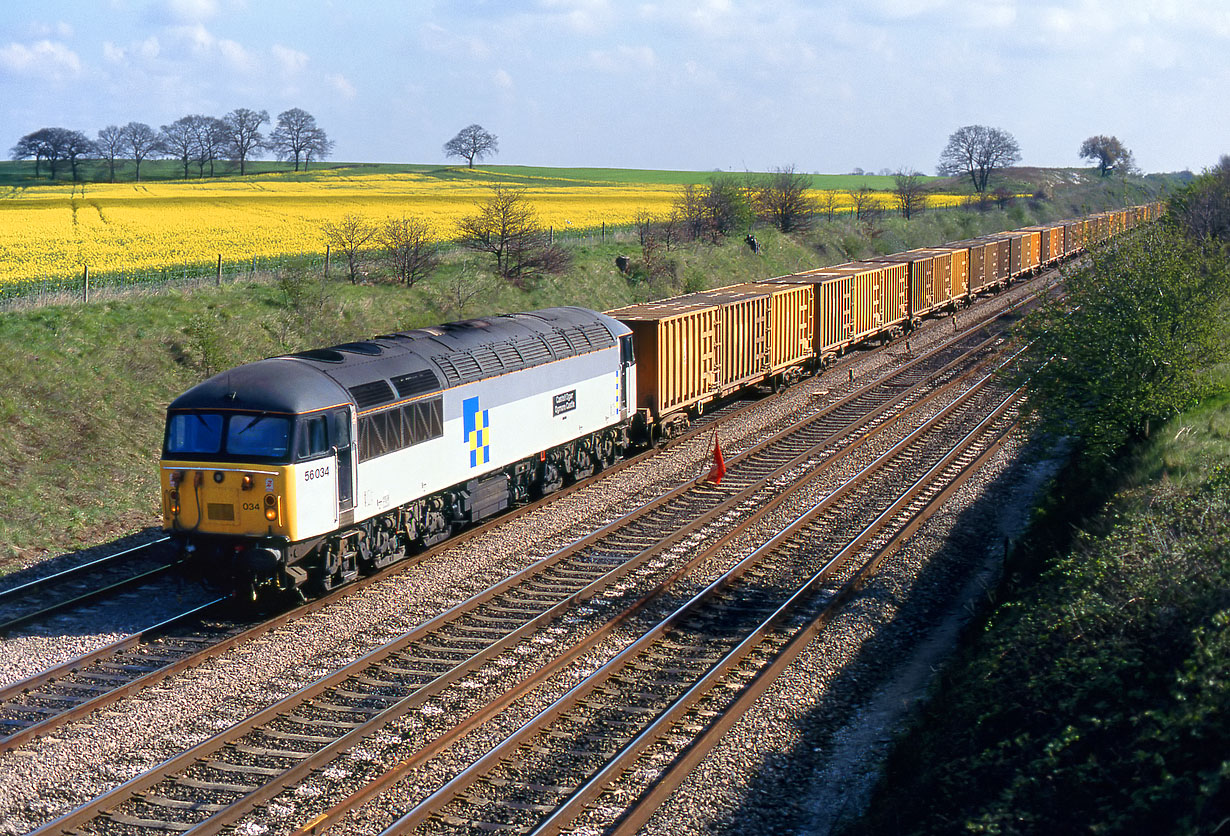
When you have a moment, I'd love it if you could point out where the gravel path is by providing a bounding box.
[0,282,1049,835]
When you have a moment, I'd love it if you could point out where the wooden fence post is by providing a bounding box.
[216,254,222,286]
[325,243,331,277]
[602,222,606,242]
[83,265,89,303]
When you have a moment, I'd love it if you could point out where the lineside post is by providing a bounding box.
[82,265,89,303]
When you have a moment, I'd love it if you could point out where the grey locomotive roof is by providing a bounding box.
[167,358,352,415]
[168,307,629,416]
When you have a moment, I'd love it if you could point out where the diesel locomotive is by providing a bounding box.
[161,307,634,601]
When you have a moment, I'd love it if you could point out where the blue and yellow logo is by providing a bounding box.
[463,396,490,468]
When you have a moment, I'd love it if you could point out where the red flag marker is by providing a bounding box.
[706,432,726,484]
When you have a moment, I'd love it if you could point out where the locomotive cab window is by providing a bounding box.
[296,414,331,460]
[620,334,635,366]
[164,411,291,462]
[165,412,224,455]
[226,415,291,458]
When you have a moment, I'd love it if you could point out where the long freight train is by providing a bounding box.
[160,204,1162,600]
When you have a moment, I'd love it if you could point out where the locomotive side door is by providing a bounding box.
[332,408,356,515]
[619,334,635,418]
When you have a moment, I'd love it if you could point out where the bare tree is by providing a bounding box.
[429,264,494,320]
[95,124,125,182]
[302,126,334,170]
[754,165,817,232]
[379,215,440,287]
[321,213,378,284]
[456,184,568,286]
[270,108,332,172]
[443,124,499,168]
[60,129,95,181]
[893,169,928,219]
[1079,135,1135,177]
[701,175,753,242]
[121,121,162,182]
[222,108,269,175]
[633,209,656,247]
[937,124,1022,195]
[10,131,49,178]
[191,116,228,177]
[849,186,879,221]
[818,189,841,221]
[674,184,707,240]
[161,117,200,179]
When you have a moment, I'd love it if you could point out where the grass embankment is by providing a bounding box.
[0,187,1144,564]
[845,393,1230,835]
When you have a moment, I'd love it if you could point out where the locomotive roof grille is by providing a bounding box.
[349,379,396,410]
[428,323,616,387]
[391,369,440,399]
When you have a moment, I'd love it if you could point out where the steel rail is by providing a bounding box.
[0,539,176,635]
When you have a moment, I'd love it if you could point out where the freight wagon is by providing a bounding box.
[764,260,909,365]
[608,281,812,440]
[867,249,956,324]
[945,237,1008,294]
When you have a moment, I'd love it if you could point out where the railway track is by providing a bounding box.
[0,537,175,635]
[376,390,1021,836]
[26,299,1025,836]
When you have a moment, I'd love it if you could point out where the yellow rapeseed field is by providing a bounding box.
[0,170,964,286]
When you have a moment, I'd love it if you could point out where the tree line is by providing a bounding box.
[9,107,332,182]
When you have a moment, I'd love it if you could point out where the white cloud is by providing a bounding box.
[272,44,309,75]
[217,38,255,72]
[493,68,514,89]
[168,23,216,54]
[328,73,357,99]
[537,0,615,34]
[0,40,82,80]
[103,41,126,63]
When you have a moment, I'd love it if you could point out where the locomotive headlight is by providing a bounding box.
[169,490,180,515]
[214,471,225,484]
[264,493,278,521]
[241,474,254,491]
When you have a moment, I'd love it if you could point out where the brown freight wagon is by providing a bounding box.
[715,282,814,384]
[986,230,1036,280]
[766,260,908,364]
[926,246,970,303]
[948,236,1009,293]
[607,282,812,439]
[1022,224,1064,266]
[866,249,954,324]
[1063,219,1087,256]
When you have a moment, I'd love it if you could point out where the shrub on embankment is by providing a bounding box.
[844,166,1230,835]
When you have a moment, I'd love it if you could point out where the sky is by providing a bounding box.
[1,0,1227,175]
